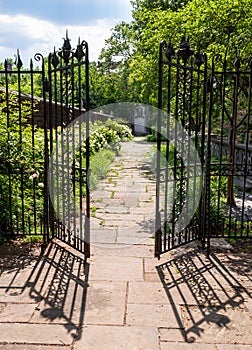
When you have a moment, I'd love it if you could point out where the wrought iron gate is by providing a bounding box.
[155,37,208,258]
[46,34,90,258]
[0,34,90,258]
[155,37,252,258]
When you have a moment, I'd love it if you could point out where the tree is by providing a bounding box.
[101,0,252,105]
[131,0,189,12]
[99,0,252,211]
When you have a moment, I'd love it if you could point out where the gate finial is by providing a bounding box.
[178,36,194,63]
[74,37,85,61]
[194,52,205,67]
[14,49,23,69]
[59,30,72,63]
[165,43,175,61]
[51,47,59,68]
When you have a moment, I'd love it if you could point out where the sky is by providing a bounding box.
[0,0,132,66]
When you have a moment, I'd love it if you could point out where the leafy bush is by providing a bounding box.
[77,118,133,190]
[104,118,133,141]
[78,118,133,161]
[89,149,116,189]
[0,92,45,235]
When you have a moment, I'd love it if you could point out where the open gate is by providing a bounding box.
[46,34,90,258]
[155,38,208,258]
[155,37,252,258]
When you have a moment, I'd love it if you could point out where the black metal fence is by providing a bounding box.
[0,34,90,258]
[206,55,252,243]
[0,55,47,240]
[155,37,252,258]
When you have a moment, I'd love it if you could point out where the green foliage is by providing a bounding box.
[131,0,189,12]
[22,234,43,244]
[0,61,44,97]
[208,173,228,226]
[73,118,133,193]
[0,92,45,235]
[104,118,133,140]
[96,0,252,106]
[89,149,116,189]
[78,118,133,161]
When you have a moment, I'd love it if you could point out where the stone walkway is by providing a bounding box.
[0,138,251,349]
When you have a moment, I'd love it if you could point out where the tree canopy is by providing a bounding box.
[93,0,252,107]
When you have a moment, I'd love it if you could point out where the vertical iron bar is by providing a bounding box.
[164,60,172,251]
[241,64,252,238]
[47,55,55,240]
[4,61,13,236]
[53,61,59,240]
[194,64,201,242]
[84,41,90,259]
[78,62,83,253]
[200,54,208,249]
[71,56,77,250]
[59,56,66,242]
[30,59,37,235]
[42,55,49,247]
[228,63,239,238]
[186,61,194,243]
[155,41,165,258]
[172,54,180,249]
[217,60,227,238]
[17,62,25,235]
[205,56,215,255]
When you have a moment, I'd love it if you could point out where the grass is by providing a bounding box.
[0,234,43,247]
[91,206,98,217]
[22,235,43,244]
[228,237,252,253]
[89,149,116,190]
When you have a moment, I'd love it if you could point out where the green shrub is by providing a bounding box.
[0,92,44,235]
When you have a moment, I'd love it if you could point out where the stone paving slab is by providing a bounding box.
[93,213,146,222]
[144,272,161,282]
[0,323,76,345]
[179,304,252,345]
[245,297,252,317]
[88,255,143,282]
[160,343,217,350]
[84,281,127,325]
[116,235,154,245]
[74,325,159,350]
[217,345,252,350]
[90,227,117,244]
[0,303,37,323]
[0,346,71,350]
[128,281,168,304]
[29,283,86,325]
[117,226,155,237]
[159,328,186,342]
[91,244,154,258]
[126,303,179,328]
[0,287,43,304]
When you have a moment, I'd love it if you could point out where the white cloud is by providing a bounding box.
[0,0,133,26]
[0,13,122,65]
